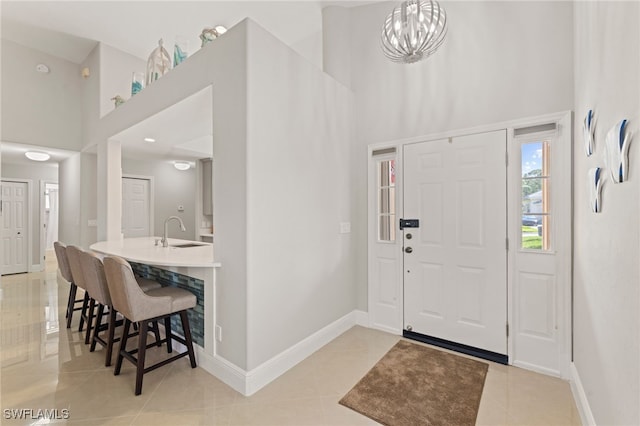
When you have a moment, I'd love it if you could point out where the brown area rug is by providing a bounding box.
[339,340,488,426]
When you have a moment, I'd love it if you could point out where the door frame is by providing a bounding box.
[1,178,34,273]
[122,174,154,237]
[39,180,58,271]
[367,111,572,377]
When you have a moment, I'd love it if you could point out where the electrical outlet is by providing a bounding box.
[339,222,351,234]
[215,325,222,342]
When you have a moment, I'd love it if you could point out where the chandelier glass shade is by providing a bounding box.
[381,0,448,64]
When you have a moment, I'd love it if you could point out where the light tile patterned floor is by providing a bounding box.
[0,259,581,425]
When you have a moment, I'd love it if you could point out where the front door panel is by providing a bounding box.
[403,131,507,355]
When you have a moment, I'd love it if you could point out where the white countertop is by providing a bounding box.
[90,237,221,268]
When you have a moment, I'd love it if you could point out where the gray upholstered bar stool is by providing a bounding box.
[68,246,163,345]
[104,255,197,396]
[78,250,125,366]
[65,245,91,335]
[54,242,84,329]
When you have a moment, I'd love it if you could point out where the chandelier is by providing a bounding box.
[381,0,448,64]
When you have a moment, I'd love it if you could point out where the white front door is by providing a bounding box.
[1,181,29,275]
[403,130,507,356]
[122,177,150,238]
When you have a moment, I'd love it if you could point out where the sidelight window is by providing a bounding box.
[377,159,396,242]
[521,141,550,250]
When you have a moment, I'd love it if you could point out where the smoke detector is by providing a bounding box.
[36,63,50,73]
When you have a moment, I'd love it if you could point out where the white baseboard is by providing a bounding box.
[195,309,367,396]
[570,362,596,426]
[244,309,364,396]
[354,309,369,327]
[512,360,562,379]
[196,346,249,395]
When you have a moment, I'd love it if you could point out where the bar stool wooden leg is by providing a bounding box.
[115,319,131,376]
[78,292,90,332]
[135,321,149,396]
[164,317,173,353]
[66,284,77,328]
[90,304,104,352]
[152,321,161,346]
[85,298,96,344]
[180,311,197,368]
[105,309,118,367]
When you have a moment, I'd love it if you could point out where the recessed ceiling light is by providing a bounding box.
[144,137,156,143]
[174,161,190,171]
[25,151,50,161]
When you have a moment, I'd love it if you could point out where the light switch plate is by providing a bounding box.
[339,222,351,234]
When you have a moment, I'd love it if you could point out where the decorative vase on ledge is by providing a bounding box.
[146,39,171,86]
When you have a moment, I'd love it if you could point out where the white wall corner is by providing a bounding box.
[354,309,369,327]
[244,310,361,396]
[570,362,597,426]
[195,346,248,396]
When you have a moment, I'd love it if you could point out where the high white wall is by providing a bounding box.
[573,2,640,424]
[1,161,58,266]
[121,157,197,240]
[99,43,146,121]
[245,21,355,369]
[0,40,82,151]
[324,1,575,309]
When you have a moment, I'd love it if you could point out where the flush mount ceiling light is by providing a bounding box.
[174,161,190,171]
[381,0,448,64]
[25,151,50,161]
[143,137,156,143]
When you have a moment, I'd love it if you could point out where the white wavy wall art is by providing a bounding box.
[583,109,595,156]
[604,119,631,183]
[589,167,604,213]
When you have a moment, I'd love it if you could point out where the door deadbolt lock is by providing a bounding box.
[406,233,412,240]
[405,247,413,254]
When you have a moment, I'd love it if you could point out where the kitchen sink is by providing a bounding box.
[170,243,206,248]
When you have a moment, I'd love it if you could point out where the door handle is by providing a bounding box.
[405,247,413,254]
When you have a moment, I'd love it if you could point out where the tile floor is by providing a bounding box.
[0,257,581,425]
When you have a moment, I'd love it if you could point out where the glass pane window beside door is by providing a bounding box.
[521,141,550,250]
[378,159,396,242]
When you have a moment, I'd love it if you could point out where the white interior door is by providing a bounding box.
[122,177,150,238]
[403,130,507,356]
[1,181,29,275]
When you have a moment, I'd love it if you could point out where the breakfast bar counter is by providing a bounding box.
[90,236,221,268]
[90,236,221,373]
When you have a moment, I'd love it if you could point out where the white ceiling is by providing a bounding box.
[112,86,213,161]
[1,1,328,63]
[0,141,76,166]
[0,0,383,164]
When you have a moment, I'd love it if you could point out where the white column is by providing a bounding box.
[97,139,122,241]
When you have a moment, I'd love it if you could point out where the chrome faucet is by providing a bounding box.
[161,216,186,247]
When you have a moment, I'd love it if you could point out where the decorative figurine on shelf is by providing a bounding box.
[111,95,125,108]
[199,25,227,47]
[146,39,171,86]
[173,36,189,67]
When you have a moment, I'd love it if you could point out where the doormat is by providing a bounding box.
[339,340,488,426]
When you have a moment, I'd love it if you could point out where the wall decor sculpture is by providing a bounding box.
[588,167,604,213]
[583,109,595,156]
[604,119,631,183]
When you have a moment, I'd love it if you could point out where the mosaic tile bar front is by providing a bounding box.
[129,262,205,347]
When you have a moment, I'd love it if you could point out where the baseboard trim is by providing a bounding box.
[195,346,249,395]
[195,309,367,396]
[512,360,562,378]
[244,309,365,396]
[569,362,596,426]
